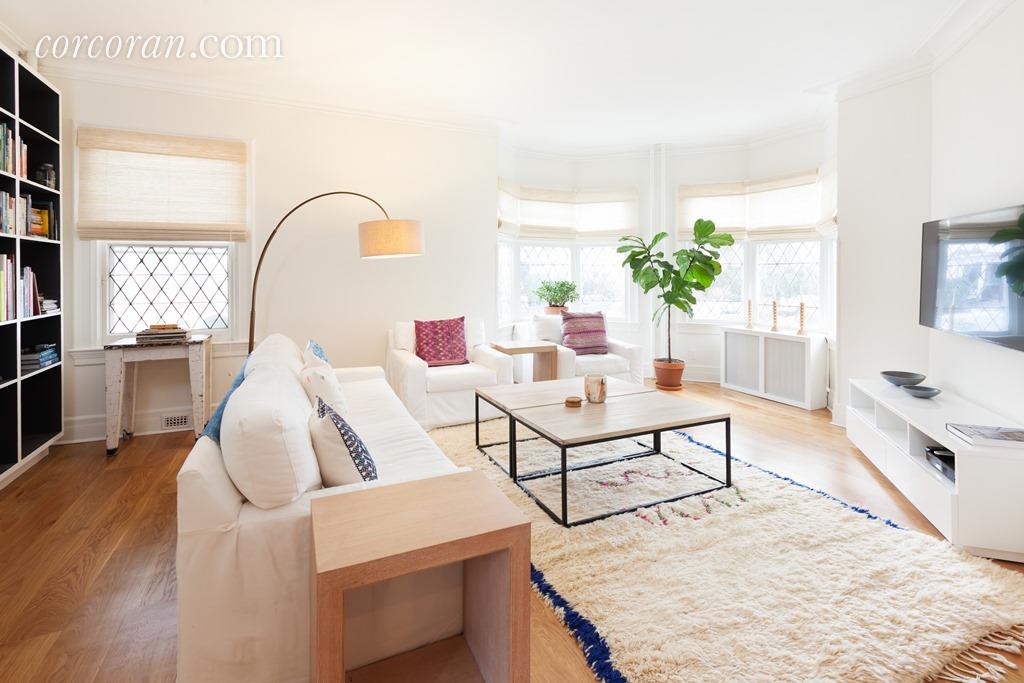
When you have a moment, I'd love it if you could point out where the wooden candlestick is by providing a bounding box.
[746,299,753,329]
[797,302,806,335]
[771,299,778,332]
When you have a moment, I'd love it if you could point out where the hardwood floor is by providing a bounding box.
[0,382,1020,682]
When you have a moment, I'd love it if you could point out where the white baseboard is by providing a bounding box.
[60,403,199,444]
[681,363,720,383]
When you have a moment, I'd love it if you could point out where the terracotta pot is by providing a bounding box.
[544,305,568,315]
[653,358,685,391]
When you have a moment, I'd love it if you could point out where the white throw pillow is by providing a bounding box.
[533,314,564,343]
[299,362,347,415]
[303,339,331,368]
[246,333,303,377]
[394,321,416,352]
[220,367,322,509]
[309,398,379,487]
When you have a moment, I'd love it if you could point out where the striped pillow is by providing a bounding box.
[561,311,608,355]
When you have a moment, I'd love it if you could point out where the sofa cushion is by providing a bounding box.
[533,314,563,343]
[246,333,303,377]
[342,378,459,480]
[415,316,468,367]
[300,362,347,415]
[309,398,378,486]
[425,363,497,393]
[221,367,322,509]
[574,352,629,376]
[562,311,608,355]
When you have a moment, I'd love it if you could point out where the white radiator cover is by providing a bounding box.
[720,327,827,410]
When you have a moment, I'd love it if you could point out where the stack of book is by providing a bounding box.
[0,254,12,321]
[21,343,58,373]
[947,423,1024,447]
[136,324,188,345]
[40,295,58,313]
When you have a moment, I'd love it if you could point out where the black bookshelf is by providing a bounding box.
[0,46,63,488]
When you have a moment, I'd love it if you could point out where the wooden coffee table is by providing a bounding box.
[475,378,732,527]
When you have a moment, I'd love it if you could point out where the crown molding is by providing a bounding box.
[509,118,827,162]
[836,0,1014,102]
[40,60,503,138]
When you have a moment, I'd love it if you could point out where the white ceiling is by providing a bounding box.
[1,0,961,152]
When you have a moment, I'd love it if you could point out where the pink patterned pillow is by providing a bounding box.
[561,311,608,355]
[415,316,468,367]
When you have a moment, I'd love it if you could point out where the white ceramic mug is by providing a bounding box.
[584,374,607,403]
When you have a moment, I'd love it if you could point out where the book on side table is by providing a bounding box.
[947,423,1024,448]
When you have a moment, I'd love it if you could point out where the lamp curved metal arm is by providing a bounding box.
[247,191,390,353]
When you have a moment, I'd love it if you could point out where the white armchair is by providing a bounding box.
[385,318,511,429]
[512,314,644,385]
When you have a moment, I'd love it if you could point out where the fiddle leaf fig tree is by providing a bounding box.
[618,218,735,362]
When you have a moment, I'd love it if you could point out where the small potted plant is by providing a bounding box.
[619,219,734,390]
[534,280,579,314]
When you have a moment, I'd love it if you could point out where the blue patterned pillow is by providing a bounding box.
[202,358,248,443]
[310,397,378,485]
[305,339,330,365]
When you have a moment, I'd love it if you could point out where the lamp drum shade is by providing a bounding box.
[358,219,424,258]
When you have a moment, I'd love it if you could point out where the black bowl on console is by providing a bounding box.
[881,370,926,387]
[901,385,942,399]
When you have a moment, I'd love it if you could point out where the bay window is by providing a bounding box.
[677,172,835,332]
[496,182,636,324]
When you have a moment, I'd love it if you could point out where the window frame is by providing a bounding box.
[497,235,636,326]
[684,233,834,333]
[99,239,241,344]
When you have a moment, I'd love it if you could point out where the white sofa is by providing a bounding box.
[513,314,644,384]
[177,337,468,682]
[385,318,511,429]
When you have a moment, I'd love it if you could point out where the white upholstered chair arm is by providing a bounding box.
[470,345,514,385]
[555,344,577,379]
[333,366,386,384]
[385,348,428,422]
[607,338,644,383]
[177,437,245,536]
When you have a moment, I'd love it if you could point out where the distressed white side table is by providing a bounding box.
[104,334,213,454]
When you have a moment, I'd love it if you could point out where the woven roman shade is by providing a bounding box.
[77,127,248,241]
[677,171,828,241]
[498,179,638,239]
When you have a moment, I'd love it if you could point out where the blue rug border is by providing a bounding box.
[528,428,908,683]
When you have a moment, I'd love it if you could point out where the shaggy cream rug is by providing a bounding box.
[430,419,1024,683]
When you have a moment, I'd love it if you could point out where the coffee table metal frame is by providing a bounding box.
[474,391,732,528]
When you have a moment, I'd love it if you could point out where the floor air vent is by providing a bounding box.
[162,414,192,430]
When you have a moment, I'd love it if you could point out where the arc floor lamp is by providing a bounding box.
[247,191,423,352]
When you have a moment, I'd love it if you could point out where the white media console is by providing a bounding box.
[846,378,1024,562]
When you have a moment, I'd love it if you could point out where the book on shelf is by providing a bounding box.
[19,266,41,317]
[19,137,26,178]
[30,199,57,239]
[0,190,13,233]
[946,423,1024,448]
[0,123,11,175]
[0,253,13,321]
[21,343,58,371]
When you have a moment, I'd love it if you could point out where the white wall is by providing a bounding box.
[927,0,1024,425]
[835,0,1024,427]
[55,77,498,442]
[835,76,933,421]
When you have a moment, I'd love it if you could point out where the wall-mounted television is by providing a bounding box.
[920,205,1024,352]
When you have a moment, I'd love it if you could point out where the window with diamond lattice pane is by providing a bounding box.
[756,241,820,329]
[497,241,515,323]
[684,241,744,321]
[579,245,626,319]
[108,244,230,334]
[519,244,571,315]
[937,241,1009,333]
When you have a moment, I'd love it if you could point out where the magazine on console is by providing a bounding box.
[946,423,1024,448]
